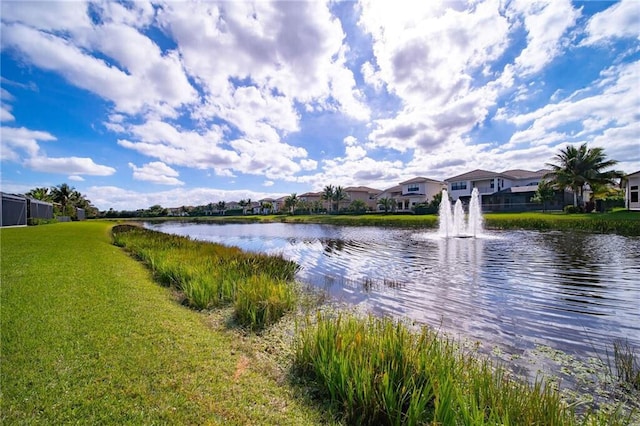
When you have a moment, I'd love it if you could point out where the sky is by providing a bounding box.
[1,0,639,211]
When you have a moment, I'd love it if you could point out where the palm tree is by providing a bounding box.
[321,185,334,213]
[545,143,623,207]
[238,199,248,215]
[377,197,395,214]
[284,193,298,215]
[216,201,226,215]
[333,186,347,212]
[51,183,75,216]
[260,201,273,215]
[26,187,52,202]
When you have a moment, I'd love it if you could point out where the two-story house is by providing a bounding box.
[377,177,446,212]
[445,169,571,212]
[344,186,382,211]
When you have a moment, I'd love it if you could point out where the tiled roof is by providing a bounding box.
[344,186,382,193]
[445,169,497,181]
[501,169,549,179]
[399,176,444,185]
[446,168,550,182]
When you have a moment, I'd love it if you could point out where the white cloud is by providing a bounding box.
[25,155,116,176]
[508,0,580,76]
[86,185,281,211]
[359,0,511,151]
[503,61,639,148]
[263,180,274,187]
[1,14,197,118]
[1,126,55,161]
[582,0,640,46]
[159,0,368,120]
[1,105,15,122]
[69,175,85,182]
[128,161,184,186]
[1,88,15,101]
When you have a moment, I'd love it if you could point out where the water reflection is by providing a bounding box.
[146,222,640,360]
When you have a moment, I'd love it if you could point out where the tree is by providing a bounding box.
[321,185,334,213]
[349,199,367,213]
[51,183,75,216]
[216,201,226,215]
[260,201,273,214]
[284,193,298,215]
[377,197,395,214]
[333,186,347,212]
[144,204,167,217]
[429,191,443,210]
[545,143,623,208]
[26,187,52,202]
[238,199,248,215]
[531,180,555,213]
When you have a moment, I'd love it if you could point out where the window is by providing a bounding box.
[407,185,420,192]
[451,182,467,191]
[632,192,639,203]
[490,180,495,189]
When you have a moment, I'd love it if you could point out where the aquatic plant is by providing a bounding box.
[294,312,634,425]
[111,224,299,329]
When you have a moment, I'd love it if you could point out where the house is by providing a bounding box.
[1,193,55,226]
[625,170,640,211]
[377,177,446,212]
[344,186,382,211]
[259,198,277,214]
[444,169,571,212]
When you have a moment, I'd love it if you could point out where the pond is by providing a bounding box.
[147,222,640,362]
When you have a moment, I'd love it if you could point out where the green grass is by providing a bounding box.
[0,222,326,424]
[134,209,640,235]
[294,312,635,425]
[112,224,299,328]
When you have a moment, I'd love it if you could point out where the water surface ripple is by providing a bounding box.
[148,222,640,358]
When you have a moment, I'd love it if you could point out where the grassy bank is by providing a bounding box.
[112,224,298,330]
[0,222,326,424]
[2,222,637,425]
[141,210,640,235]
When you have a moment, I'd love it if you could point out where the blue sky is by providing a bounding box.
[1,0,638,211]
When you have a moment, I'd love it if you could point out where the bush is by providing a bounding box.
[564,205,582,214]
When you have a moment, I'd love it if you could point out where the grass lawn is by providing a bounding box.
[0,221,327,425]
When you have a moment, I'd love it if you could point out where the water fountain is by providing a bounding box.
[438,188,484,238]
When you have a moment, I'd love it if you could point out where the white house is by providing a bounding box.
[444,169,574,212]
[377,177,446,212]
[625,170,640,211]
[445,169,547,200]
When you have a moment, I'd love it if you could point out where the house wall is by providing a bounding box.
[346,191,376,210]
[1,193,28,227]
[627,174,640,211]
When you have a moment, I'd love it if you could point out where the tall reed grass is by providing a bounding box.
[294,312,632,425]
[112,224,299,329]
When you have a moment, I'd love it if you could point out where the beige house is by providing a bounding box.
[377,177,446,212]
[344,186,382,211]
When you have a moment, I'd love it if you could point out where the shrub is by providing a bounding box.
[564,205,582,214]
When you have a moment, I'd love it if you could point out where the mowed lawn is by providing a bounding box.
[0,222,325,425]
